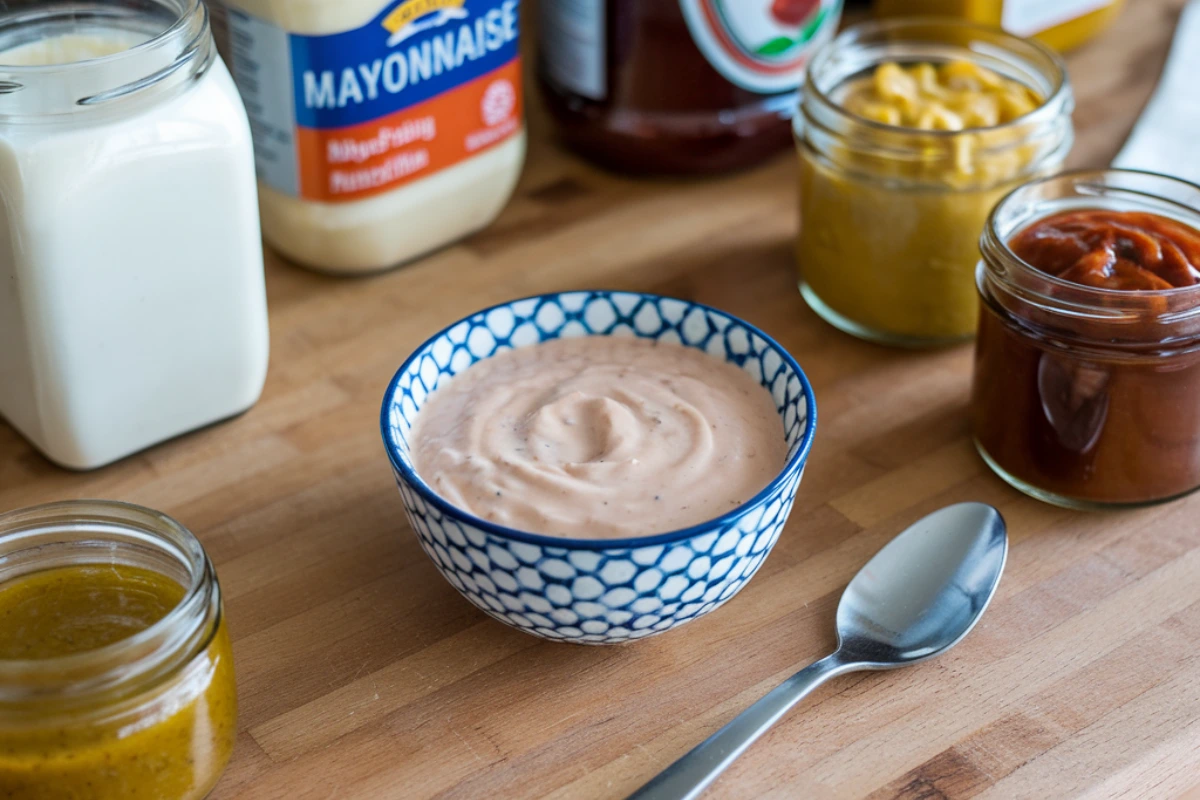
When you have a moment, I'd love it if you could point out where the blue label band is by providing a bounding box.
[291,0,519,130]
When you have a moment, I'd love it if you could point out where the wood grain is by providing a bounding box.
[2,1,1197,797]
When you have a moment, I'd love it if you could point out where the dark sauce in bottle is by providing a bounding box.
[537,0,842,174]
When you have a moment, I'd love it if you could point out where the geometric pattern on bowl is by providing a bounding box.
[381,291,817,644]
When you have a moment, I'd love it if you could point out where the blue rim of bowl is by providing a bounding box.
[379,290,818,551]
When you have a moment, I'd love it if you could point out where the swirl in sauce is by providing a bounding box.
[1008,209,1200,290]
[411,337,787,539]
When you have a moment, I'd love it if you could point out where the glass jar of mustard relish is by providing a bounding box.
[794,18,1073,347]
[0,501,236,800]
[972,170,1200,509]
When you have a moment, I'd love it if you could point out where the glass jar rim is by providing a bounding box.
[983,168,1200,302]
[0,499,217,703]
[0,0,212,115]
[0,0,202,73]
[801,16,1071,140]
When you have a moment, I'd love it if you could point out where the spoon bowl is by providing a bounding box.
[630,501,1008,800]
[836,502,1007,667]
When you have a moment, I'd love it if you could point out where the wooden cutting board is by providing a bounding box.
[3,1,1197,796]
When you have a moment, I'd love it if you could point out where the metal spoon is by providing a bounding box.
[629,502,1008,800]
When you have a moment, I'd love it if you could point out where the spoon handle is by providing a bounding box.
[627,653,853,800]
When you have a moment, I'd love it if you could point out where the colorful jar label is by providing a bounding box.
[220,0,522,203]
[678,0,841,94]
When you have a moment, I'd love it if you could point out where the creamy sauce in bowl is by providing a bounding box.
[410,336,787,539]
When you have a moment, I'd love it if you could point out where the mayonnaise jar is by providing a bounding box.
[0,0,269,471]
[210,0,526,274]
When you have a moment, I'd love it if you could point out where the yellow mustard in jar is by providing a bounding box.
[0,502,236,800]
[795,19,1073,346]
[839,61,1041,131]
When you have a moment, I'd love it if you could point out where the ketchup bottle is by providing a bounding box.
[537,0,842,174]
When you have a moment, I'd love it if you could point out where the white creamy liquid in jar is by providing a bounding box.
[210,0,527,274]
[0,23,269,470]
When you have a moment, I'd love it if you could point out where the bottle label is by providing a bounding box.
[678,0,841,94]
[539,0,606,101]
[1000,0,1111,36]
[219,0,522,203]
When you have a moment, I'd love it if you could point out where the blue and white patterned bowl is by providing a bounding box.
[380,291,816,644]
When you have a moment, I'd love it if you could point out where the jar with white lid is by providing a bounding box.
[209,0,526,274]
[0,0,269,471]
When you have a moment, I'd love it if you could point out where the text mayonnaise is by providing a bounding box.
[210,0,526,274]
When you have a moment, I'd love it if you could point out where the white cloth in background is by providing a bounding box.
[1112,0,1200,183]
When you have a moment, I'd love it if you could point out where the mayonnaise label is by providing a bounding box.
[219,0,521,202]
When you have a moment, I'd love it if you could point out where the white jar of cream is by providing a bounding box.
[0,0,269,470]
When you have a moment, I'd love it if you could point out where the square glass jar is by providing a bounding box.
[0,0,268,469]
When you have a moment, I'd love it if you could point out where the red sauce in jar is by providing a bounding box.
[972,208,1200,506]
[1008,209,1200,291]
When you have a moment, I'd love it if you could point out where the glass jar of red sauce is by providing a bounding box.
[0,501,236,799]
[972,170,1200,508]
[537,0,842,174]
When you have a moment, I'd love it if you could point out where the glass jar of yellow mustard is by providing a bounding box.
[0,501,236,800]
[874,0,1124,52]
[794,18,1073,346]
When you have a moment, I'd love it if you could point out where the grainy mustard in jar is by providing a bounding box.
[794,19,1073,346]
[0,502,236,800]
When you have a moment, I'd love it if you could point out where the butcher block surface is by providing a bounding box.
[2,1,1198,796]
